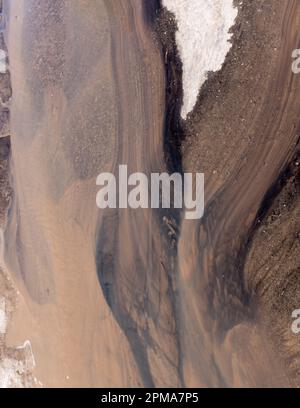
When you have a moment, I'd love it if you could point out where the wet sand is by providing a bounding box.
[0,0,299,388]
[4,0,179,387]
[176,0,300,387]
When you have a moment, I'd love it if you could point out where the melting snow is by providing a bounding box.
[0,297,7,334]
[0,50,7,74]
[162,0,238,119]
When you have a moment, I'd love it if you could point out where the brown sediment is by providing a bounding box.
[0,3,37,387]
[244,151,300,386]
[2,0,299,388]
[155,5,183,173]
[0,0,12,223]
[4,0,182,387]
[168,0,300,387]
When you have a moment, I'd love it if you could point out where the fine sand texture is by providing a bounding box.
[0,0,299,388]
[4,0,179,387]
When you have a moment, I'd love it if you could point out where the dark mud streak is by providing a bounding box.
[210,354,227,388]
[0,6,12,224]
[95,0,162,388]
[143,0,160,27]
[155,3,184,175]
[198,151,300,339]
[245,147,300,284]
[95,14,155,387]
[95,213,155,388]
[182,1,300,345]
[149,1,187,387]
[2,0,9,33]
[153,2,189,387]
[199,194,254,339]
[200,105,300,340]
[0,136,12,222]
[95,0,188,387]
[251,148,300,237]
[155,0,299,386]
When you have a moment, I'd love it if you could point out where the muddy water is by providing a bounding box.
[3,0,180,387]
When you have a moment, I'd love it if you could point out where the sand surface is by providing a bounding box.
[4,0,178,387]
[0,0,299,388]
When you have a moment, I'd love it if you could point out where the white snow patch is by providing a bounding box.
[0,291,37,387]
[0,50,7,74]
[0,358,27,388]
[0,341,36,388]
[0,297,7,334]
[162,0,238,119]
